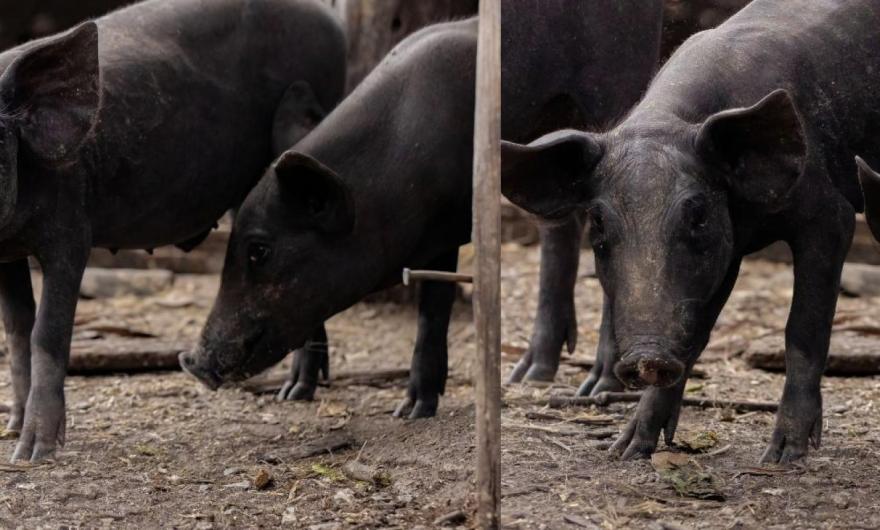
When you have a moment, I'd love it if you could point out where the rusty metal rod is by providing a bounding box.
[402,268,473,286]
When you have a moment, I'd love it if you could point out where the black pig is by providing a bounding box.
[182,1,664,418]
[0,0,346,462]
[501,0,880,462]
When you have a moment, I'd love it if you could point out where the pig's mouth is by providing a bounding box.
[614,350,686,389]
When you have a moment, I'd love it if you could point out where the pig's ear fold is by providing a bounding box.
[501,131,603,219]
[696,89,806,210]
[271,81,327,157]
[856,156,880,242]
[274,151,355,234]
[0,22,100,164]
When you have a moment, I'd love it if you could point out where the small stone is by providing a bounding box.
[253,468,273,490]
[223,467,241,476]
[333,488,355,505]
[831,492,850,509]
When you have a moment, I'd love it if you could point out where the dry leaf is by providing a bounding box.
[651,451,725,501]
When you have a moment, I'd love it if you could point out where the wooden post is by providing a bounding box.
[471,0,501,528]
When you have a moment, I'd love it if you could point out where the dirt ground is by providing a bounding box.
[1,244,879,529]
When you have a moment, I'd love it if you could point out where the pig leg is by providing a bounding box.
[277,325,329,401]
[393,250,458,419]
[507,213,584,383]
[611,258,742,460]
[0,260,36,434]
[761,209,853,464]
[12,244,88,463]
[576,294,623,396]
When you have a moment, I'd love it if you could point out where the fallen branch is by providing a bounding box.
[242,368,410,394]
[561,357,707,379]
[548,392,778,412]
[68,339,190,374]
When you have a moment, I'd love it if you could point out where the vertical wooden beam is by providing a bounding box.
[471,0,501,528]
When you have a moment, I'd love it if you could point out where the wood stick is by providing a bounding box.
[241,368,410,394]
[68,339,189,374]
[472,0,501,527]
[547,392,778,412]
[402,268,473,286]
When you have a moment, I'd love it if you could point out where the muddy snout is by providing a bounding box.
[614,351,685,389]
[179,350,223,390]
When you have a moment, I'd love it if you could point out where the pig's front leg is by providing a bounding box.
[0,260,36,434]
[611,259,742,460]
[393,250,458,419]
[761,208,853,464]
[12,244,88,463]
[576,294,623,396]
[507,212,585,383]
[277,325,329,401]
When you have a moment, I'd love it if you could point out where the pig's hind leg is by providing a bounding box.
[277,325,329,401]
[761,201,854,464]
[0,260,36,434]
[393,250,459,419]
[507,212,585,383]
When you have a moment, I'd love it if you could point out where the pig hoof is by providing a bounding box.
[5,413,23,435]
[609,419,658,460]
[277,381,317,402]
[523,363,557,383]
[577,375,623,397]
[759,421,821,464]
[506,357,532,384]
[506,357,556,384]
[392,396,438,419]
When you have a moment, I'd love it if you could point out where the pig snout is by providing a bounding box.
[179,350,223,390]
[614,350,685,389]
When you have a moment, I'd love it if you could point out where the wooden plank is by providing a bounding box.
[471,0,501,527]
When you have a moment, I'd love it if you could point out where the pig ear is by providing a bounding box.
[0,22,100,164]
[696,89,806,209]
[501,131,603,218]
[271,81,327,157]
[274,151,354,234]
[856,156,880,242]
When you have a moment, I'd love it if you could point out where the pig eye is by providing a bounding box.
[684,197,709,232]
[247,242,273,267]
[587,207,608,251]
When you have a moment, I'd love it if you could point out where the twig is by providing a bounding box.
[548,392,778,412]
[540,434,573,454]
[561,358,707,379]
[242,368,410,394]
[433,510,467,526]
[698,444,732,458]
[501,484,550,499]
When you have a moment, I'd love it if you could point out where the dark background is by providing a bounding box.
[0,0,751,87]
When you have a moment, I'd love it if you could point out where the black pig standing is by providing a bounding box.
[0,0,346,462]
[182,1,664,418]
[501,0,880,462]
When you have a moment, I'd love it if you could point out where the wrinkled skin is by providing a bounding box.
[0,0,346,462]
[185,0,666,419]
[502,0,880,463]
